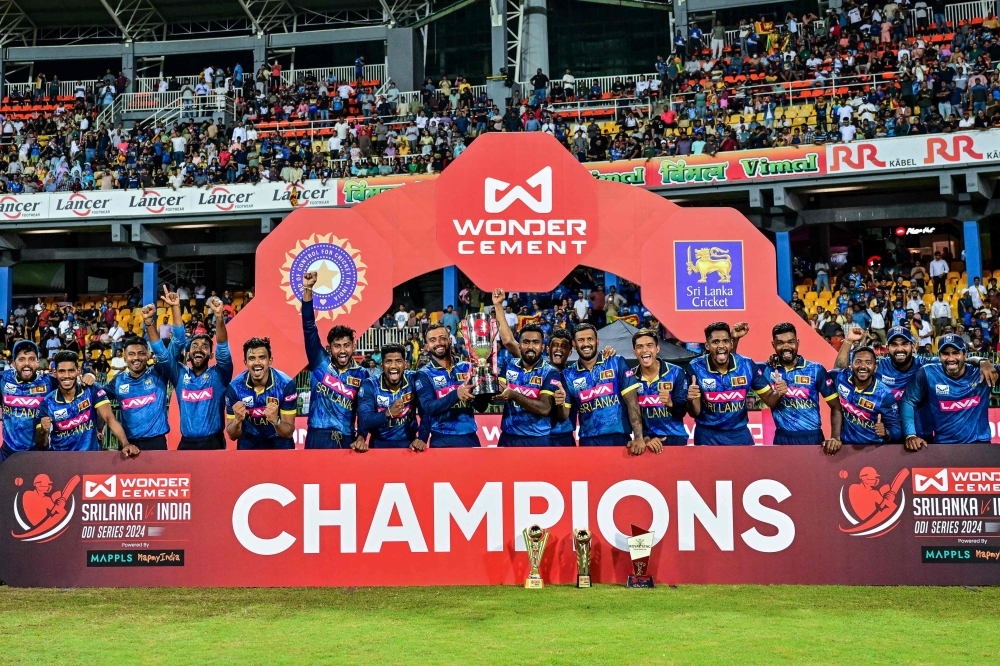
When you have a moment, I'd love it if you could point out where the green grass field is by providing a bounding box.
[1,585,998,664]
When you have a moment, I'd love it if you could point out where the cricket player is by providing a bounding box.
[631,328,688,446]
[901,334,998,447]
[301,271,369,450]
[224,337,298,449]
[1,341,58,462]
[828,346,901,446]
[763,322,843,451]
[357,343,424,449]
[35,351,137,456]
[561,323,647,452]
[687,322,775,445]
[413,323,478,447]
[148,287,233,450]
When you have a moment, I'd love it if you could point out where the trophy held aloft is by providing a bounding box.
[461,312,500,412]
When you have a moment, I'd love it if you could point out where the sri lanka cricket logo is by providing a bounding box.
[838,467,909,537]
[280,233,367,321]
[12,473,79,542]
[687,246,732,283]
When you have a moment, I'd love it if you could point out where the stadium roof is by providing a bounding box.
[3,0,410,45]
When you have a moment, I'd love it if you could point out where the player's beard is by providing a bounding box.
[522,349,540,365]
[190,351,209,372]
[15,363,36,382]
[430,341,451,361]
[777,347,797,365]
[577,346,598,363]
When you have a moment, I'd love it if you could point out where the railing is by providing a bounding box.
[945,0,996,25]
[356,326,420,354]
[5,79,99,98]
[135,76,202,93]
[519,73,659,98]
[281,64,386,86]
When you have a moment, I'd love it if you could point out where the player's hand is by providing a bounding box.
[82,373,96,387]
[121,442,140,459]
[161,285,180,307]
[207,297,224,319]
[491,288,505,308]
[687,375,701,404]
[772,372,788,398]
[410,438,428,452]
[733,322,749,339]
[874,413,886,439]
[456,377,474,402]
[657,386,673,408]
[822,437,842,455]
[40,416,53,432]
[387,398,406,418]
[54,495,66,509]
[846,326,865,343]
[496,387,514,402]
[553,381,566,406]
[600,346,617,361]
[980,360,998,387]
[351,435,369,452]
[905,435,929,451]
[232,401,247,422]
[141,303,156,325]
[627,437,646,455]
[302,271,318,290]
[645,436,664,454]
[263,402,279,424]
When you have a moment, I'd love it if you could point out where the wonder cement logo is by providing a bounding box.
[838,466,909,538]
[11,473,80,543]
[484,166,552,213]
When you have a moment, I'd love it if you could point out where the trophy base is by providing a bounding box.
[524,577,544,589]
[626,575,655,589]
[576,575,591,588]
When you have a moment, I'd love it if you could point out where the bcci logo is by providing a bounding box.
[280,233,367,321]
[838,467,909,538]
[11,473,79,543]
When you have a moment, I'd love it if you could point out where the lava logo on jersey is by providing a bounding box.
[840,400,871,421]
[280,233,367,321]
[11,473,79,543]
[506,384,540,399]
[321,374,358,399]
[121,395,157,410]
[55,412,91,430]
[181,388,214,402]
[703,390,746,403]
[578,383,614,402]
[783,387,811,400]
[2,395,43,408]
[838,467,909,538]
[638,395,664,407]
[939,396,981,412]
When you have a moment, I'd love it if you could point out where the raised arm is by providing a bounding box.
[141,303,159,343]
[835,326,864,369]
[491,288,520,357]
[300,271,326,371]
[902,369,929,451]
[96,399,139,458]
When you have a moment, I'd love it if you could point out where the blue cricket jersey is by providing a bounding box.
[150,325,233,438]
[902,363,996,444]
[1,369,57,452]
[830,369,901,444]
[761,357,837,434]
[413,357,477,436]
[302,300,368,436]
[689,353,770,444]
[357,371,419,442]
[549,366,575,438]
[102,365,171,440]
[876,355,933,439]
[634,360,688,439]
[562,354,640,439]
[37,386,109,451]
[497,356,562,437]
[224,368,298,449]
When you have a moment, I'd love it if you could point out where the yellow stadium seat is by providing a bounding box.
[804,292,818,302]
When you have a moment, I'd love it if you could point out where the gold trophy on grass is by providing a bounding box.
[523,524,549,589]
[574,529,592,588]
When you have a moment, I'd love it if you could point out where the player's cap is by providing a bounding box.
[886,326,915,343]
[11,340,39,359]
[938,333,967,352]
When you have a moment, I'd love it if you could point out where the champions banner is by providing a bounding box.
[2,446,999,587]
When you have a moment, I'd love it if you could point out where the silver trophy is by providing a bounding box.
[461,312,500,400]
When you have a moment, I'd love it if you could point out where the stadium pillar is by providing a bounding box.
[143,262,158,307]
[253,37,266,79]
[0,265,11,324]
[775,231,793,302]
[604,272,619,292]
[521,0,549,79]
[122,44,135,93]
[386,27,424,93]
[442,266,458,310]
[964,220,982,285]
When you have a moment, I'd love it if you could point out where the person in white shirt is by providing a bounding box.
[915,315,933,349]
[867,303,887,344]
[327,135,343,158]
[963,277,986,309]
[958,111,975,128]
[930,293,952,335]
[573,292,590,322]
[906,294,923,314]
[335,120,349,141]
[837,104,854,123]
[839,119,857,142]
[337,83,354,99]
[814,260,830,293]
[929,252,949,293]
[158,78,169,93]
[562,69,575,97]
[394,305,408,328]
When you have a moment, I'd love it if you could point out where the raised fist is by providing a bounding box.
[231,401,247,421]
[492,288,505,308]
[40,416,53,432]
[387,398,406,418]
[302,271,318,290]
[141,304,156,324]
[263,402,279,424]
[207,297,224,318]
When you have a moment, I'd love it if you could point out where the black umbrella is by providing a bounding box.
[567,319,699,366]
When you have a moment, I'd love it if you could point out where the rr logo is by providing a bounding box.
[924,135,983,164]
[830,144,886,171]
[485,166,552,213]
